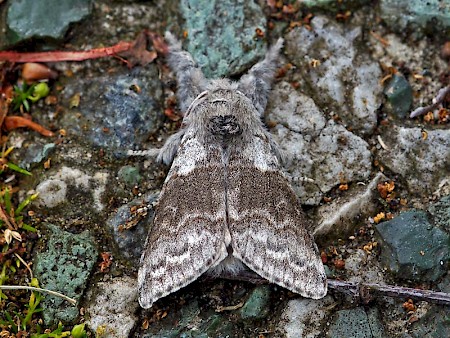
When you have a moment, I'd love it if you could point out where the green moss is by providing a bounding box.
[180,0,266,78]
[33,223,98,325]
[239,285,271,320]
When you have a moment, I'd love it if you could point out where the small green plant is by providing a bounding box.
[31,322,87,338]
[12,82,50,111]
[0,146,32,176]
[0,279,43,333]
[0,182,40,335]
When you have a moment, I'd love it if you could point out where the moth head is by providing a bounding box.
[181,80,269,141]
[165,32,283,120]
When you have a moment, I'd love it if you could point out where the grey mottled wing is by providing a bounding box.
[227,132,327,299]
[138,133,228,308]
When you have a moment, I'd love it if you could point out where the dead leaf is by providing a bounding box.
[119,31,158,67]
[146,31,169,56]
[69,93,81,108]
[3,116,54,137]
[22,63,58,82]
[4,229,21,244]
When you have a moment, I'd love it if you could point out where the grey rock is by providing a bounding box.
[409,305,450,338]
[33,223,98,325]
[315,172,387,235]
[36,166,109,211]
[285,16,382,135]
[204,314,234,337]
[239,285,271,320]
[61,66,162,157]
[428,195,450,233]
[365,308,386,338]
[19,143,55,170]
[106,193,159,267]
[107,192,158,264]
[179,300,201,325]
[380,0,450,36]
[267,81,372,205]
[375,211,450,282]
[384,74,413,119]
[6,0,92,45]
[377,126,450,197]
[280,296,335,338]
[86,276,139,338]
[328,307,385,338]
[344,249,368,275]
[179,0,266,78]
[343,248,386,286]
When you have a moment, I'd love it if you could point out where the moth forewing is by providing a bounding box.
[226,133,327,299]
[137,140,228,309]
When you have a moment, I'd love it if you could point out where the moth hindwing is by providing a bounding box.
[138,33,327,309]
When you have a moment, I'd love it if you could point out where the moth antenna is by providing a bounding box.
[165,32,207,113]
[238,38,284,116]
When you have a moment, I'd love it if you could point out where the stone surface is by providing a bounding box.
[204,315,234,337]
[142,300,202,337]
[380,0,450,35]
[33,223,98,325]
[370,32,448,123]
[428,195,450,233]
[107,192,158,264]
[344,249,386,285]
[117,165,142,187]
[18,142,55,170]
[375,210,450,281]
[1,1,448,336]
[280,296,335,338]
[315,172,387,235]
[239,285,271,320]
[377,126,450,197]
[267,81,372,205]
[86,276,139,338]
[36,166,109,211]
[383,74,413,119]
[328,307,385,338]
[301,0,372,9]
[6,0,92,46]
[61,66,162,157]
[179,0,266,78]
[409,305,450,338]
[285,16,382,135]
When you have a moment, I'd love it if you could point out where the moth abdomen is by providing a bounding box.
[208,114,242,137]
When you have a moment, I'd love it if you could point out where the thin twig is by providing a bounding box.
[0,285,77,305]
[217,272,450,306]
[14,253,33,280]
[0,30,166,67]
[0,42,132,63]
[216,301,244,312]
[328,279,450,306]
[410,85,450,118]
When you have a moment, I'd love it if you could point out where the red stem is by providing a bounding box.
[0,41,133,63]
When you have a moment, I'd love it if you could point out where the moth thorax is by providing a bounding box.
[208,115,242,138]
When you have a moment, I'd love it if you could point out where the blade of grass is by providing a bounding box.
[4,188,11,214]
[7,162,32,176]
[15,193,39,216]
[21,223,37,232]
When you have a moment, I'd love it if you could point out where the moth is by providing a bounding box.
[138,33,327,309]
